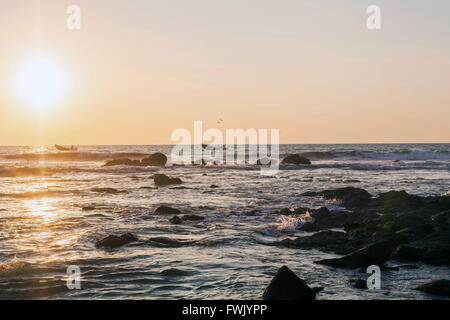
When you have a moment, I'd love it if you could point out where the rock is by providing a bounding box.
[153,174,183,187]
[395,244,424,261]
[415,279,450,297]
[95,233,138,249]
[278,208,293,216]
[279,230,352,254]
[262,266,315,300]
[281,154,311,165]
[316,241,393,268]
[350,278,367,289]
[154,206,181,215]
[302,187,372,209]
[82,206,95,211]
[394,230,450,265]
[141,152,167,167]
[182,214,204,221]
[103,158,141,167]
[311,286,324,294]
[372,190,423,213]
[91,187,127,194]
[301,208,348,231]
[169,216,182,224]
[210,185,219,188]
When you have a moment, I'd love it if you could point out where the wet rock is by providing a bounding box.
[415,279,450,297]
[281,154,311,165]
[262,266,315,300]
[169,216,182,224]
[153,174,183,187]
[160,268,190,277]
[103,158,141,167]
[279,230,352,254]
[278,208,293,216]
[95,233,138,249]
[394,230,450,265]
[316,241,393,268]
[311,286,324,294]
[182,214,205,221]
[350,278,367,289]
[141,152,167,167]
[91,187,127,194]
[372,190,423,213]
[301,207,348,231]
[302,187,372,209]
[210,185,219,188]
[154,206,181,215]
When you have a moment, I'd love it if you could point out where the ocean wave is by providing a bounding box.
[297,150,450,161]
[1,152,149,161]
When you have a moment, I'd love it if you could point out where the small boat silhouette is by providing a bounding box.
[55,144,77,151]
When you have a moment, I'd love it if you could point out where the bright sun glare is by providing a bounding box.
[14,56,67,111]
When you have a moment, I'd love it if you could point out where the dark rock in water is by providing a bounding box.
[311,286,324,294]
[82,206,95,211]
[182,214,205,221]
[103,158,141,167]
[301,207,348,231]
[395,244,424,261]
[415,279,450,297]
[91,187,127,194]
[281,154,311,165]
[141,152,167,167]
[169,216,182,224]
[95,233,138,249]
[278,208,293,216]
[302,187,372,209]
[153,174,183,187]
[350,278,368,289]
[210,185,219,188]
[160,268,190,277]
[394,230,450,265]
[279,230,353,254]
[262,266,315,300]
[316,241,393,268]
[154,206,181,215]
[372,190,423,213]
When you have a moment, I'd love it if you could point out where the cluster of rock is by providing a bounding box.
[274,187,450,267]
[103,152,167,167]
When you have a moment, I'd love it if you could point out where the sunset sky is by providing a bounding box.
[0,0,449,145]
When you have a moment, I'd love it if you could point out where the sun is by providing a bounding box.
[14,56,67,111]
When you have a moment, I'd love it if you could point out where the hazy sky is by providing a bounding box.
[0,0,449,145]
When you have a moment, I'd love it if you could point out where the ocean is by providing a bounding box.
[0,143,449,299]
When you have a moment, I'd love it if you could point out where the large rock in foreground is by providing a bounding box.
[141,152,167,167]
[316,241,393,268]
[281,154,311,165]
[415,279,450,297]
[95,233,138,249]
[153,174,182,187]
[262,266,315,300]
[302,187,372,209]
